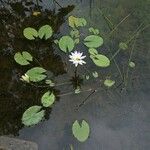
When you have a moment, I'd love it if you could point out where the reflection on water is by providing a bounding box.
[0,0,150,149]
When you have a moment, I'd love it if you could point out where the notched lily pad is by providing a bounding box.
[22,105,45,126]
[38,25,53,40]
[84,35,103,48]
[26,67,47,82]
[72,120,90,142]
[23,27,38,40]
[90,54,110,67]
[58,36,75,53]
[41,91,55,107]
[14,51,33,65]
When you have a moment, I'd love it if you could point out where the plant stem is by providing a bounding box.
[53,0,63,8]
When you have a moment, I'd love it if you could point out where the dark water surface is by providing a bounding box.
[0,0,150,150]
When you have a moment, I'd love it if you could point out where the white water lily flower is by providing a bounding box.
[20,74,30,83]
[69,51,86,67]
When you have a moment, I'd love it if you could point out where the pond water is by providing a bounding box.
[0,0,150,150]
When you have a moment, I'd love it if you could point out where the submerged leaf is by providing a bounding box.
[22,106,45,126]
[72,120,90,142]
[84,35,103,48]
[38,25,53,40]
[104,79,115,87]
[41,91,55,107]
[119,42,128,50]
[26,67,47,82]
[23,27,38,40]
[90,54,110,67]
[69,16,87,28]
[59,36,75,53]
[14,51,33,65]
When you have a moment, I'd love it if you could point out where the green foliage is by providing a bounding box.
[129,61,135,68]
[104,79,115,87]
[84,35,103,48]
[90,54,110,67]
[22,106,45,126]
[88,48,98,55]
[85,75,90,80]
[38,25,53,40]
[45,79,55,87]
[23,27,38,40]
[89,27,99,35]
[14,51,33,65]
[26,67,47,82]
[75,87,81,94]
[69,16,87,28]
[72,120,90,142]
[70,29,80,38]
[58,36,75,53]
[119,42,128,50]
[41,91,55,107]
[92,71,98,78]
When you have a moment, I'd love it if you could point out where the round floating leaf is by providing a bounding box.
[38,25,53,40]
[14,51,33,65]
[23,27,38,40]
[84,35,103,48]
[22,105,45,126]
[41,91,55,107]
[104,79,115,87]
[26,67,47,82]
[119,42,128,50]
[90,54,110,67]
[88,48,98,55]
[129,61,135,68]
[72,120,90,142]
[58,36,75,53]
[69,16,87,28]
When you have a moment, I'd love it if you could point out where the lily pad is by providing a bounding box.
[90,54,110,67]
[59,36,75,53]
[104,79,115,87]
[41,91,55,107]
[129,61,135,68]
[84,35,103,48]
[22,105,45,126]
[14,51,33,65]
[26,67,47,82]
[69,16,87,28]
[88,48,98,55]
[92,71,98,78]
[38,25,53,40]
[23,27,38,40]
[72,120,90,142]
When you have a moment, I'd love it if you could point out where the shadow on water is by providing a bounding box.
[0,0,150,149]
[0,0,75,135]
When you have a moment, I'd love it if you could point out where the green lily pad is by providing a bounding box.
[58,36,75,53]
[23,27,38,40]
[68,16,87,28]
[92,71,98,78]
[38,25,53,40]
[88,48,98,55]
[84,35,103,48]
[129,61,135,68]
[22,105,45,126]
[90,54,110,67]
[72,120,90,142]
[14,51,33,65]
[41,91,55,107]
[104,79,115,87]
[26,67,47,82]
